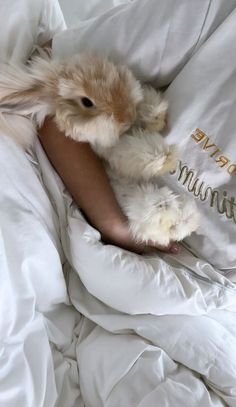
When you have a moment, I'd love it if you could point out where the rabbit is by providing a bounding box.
[0,52,199,246]
[99,86,178,181]
[99,85,199,246]
[0,51,143,148]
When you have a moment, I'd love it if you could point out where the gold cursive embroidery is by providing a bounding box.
[191,128,236,175]
[170,161,236,224]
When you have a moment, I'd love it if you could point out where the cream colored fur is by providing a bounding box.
[0,52,142,148]
[0,53,199,246]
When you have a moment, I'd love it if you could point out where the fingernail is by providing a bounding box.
[170,244,181,254]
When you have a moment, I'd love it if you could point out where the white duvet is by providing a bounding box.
[1,132,236,407]
[1,0,236,406]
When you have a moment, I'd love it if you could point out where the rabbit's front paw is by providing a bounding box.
[134,189,199,245]
[127,185,181,246]
[148,99,168,132]
[157,144,179,175]
[138,86,168,132]
[142,99,168,133]
[169,198,200,242]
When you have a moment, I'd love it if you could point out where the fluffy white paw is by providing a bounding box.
[105,129,178,181]
[122,185,182,246]
[137,85,168,132]
[117,183,200,247]
[147,99,168,132]
[156,144,179,175]
[169,197,200,242]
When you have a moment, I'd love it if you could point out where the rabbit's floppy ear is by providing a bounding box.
[58,78,85,100]
[0,96,41,114]
[0,62,43,114]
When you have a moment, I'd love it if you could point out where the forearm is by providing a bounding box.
[38,117,179,254]
[38,117,126,239]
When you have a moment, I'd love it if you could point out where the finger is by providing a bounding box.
[168,242,181,254]
[149,241,181,254]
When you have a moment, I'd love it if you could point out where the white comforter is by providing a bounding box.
[1,133,236,407]
[1,0,236,406]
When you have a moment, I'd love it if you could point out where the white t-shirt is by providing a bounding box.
[52,0,236,272]
[163,11,236,271]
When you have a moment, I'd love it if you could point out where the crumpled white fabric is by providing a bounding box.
[0,136,83,407]
[1,0,236,406]
[1,132,236,406]
[59,0,132,27]
[35,136,236,407]
[2,108,236,407]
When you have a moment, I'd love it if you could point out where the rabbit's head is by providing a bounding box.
[0,53,143,149]
[53,55,143,148]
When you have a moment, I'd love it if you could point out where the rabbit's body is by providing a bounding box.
[0,53,199,246]
[95,89,199,246]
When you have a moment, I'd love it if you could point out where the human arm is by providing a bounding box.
[38,117,180,254]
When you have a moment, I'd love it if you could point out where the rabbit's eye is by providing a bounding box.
[81,97,94,108]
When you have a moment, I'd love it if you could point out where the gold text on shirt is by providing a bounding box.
[170,161,236,224]
[191,128,236,175]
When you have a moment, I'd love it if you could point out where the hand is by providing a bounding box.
[101,217,181,255]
